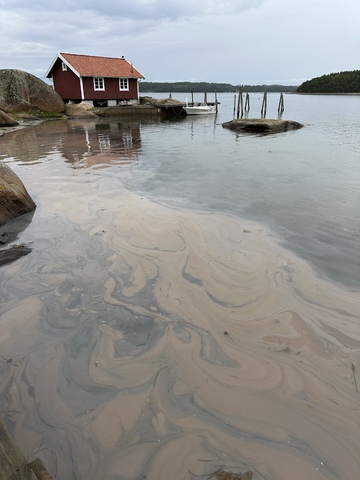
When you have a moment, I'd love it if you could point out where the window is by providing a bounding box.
[61,62,67,71]
[119,78,129,91]
[94,77,105,91]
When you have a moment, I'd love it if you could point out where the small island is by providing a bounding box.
[297,70,360,94]
[222,118,304,134]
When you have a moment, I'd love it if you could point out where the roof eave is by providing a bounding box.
[44,53,60,78]
[45,53,80,78]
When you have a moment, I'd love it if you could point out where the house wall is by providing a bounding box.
[51,60,81,101]
[49,58,140,103]
[82,77,139,101]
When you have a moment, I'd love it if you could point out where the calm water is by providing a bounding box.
[126,93,360,289]
[0,93,360,480]
[4,92,359,287]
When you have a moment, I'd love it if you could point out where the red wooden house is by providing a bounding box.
[45,53,145,106]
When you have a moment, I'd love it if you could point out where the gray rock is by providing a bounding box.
[0,162,36,226]
[0,109,19,127]
[64,103,97,118]
[0,244,32,266]
[222,118,304,134]
[0,69,64,113]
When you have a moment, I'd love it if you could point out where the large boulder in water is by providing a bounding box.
[0,69,64,113]
[222,118,304,134]
[0,162,36,226]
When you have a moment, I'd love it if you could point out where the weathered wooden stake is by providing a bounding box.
[204,91,207,103]
[278,92,284,117]
[244,93,250,114]
[233,94,236,117]
[261,91,267,118]
[237,90,243,119]
[191,90,194,105]
[215,91,218,113]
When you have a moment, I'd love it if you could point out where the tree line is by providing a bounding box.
[139,81,298,93]
[297,70,360,93]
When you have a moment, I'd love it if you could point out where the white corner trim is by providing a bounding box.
[80,77,84,100]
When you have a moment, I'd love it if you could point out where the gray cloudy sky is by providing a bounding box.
[0,0,359,85]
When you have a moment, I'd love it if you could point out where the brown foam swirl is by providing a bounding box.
[1,187,359,480]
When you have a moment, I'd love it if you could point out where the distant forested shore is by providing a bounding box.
[139,71,360,94]
[297,70,360,93]
[139,82,298,93]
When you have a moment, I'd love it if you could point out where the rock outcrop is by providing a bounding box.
[141,96,184,107]
[0,69,64,113]
[64,103,97,118]
[222,118,304,134]
[0,109,19,127]
[0,162,36,226]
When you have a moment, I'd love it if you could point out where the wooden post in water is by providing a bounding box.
[261,91,267,118]
[244,93,250,117]
[215,91,218,113]
[278,92,284,117]
[233,94,236,117]
[191,90,194,105]
[204,91,207,104]
[237,90,243,119]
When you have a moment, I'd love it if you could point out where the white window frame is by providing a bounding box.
[94,77,105,91]
[61,62,67,71]
[119,78,129,91]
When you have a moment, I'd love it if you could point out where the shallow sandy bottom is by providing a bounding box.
[1,176,360,480]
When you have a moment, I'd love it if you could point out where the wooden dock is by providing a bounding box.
[0,418,52,480]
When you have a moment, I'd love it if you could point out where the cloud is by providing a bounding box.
[1,0,264,21]
[0,0,359,84]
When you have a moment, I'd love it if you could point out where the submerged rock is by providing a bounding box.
[0,69,64,113]
[216,470,253,480]
[0,162,36,226]
[222,118,303,134]
[0,244,32,266]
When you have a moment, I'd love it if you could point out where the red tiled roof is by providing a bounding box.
[59,53,144,79]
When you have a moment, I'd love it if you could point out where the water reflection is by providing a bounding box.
[62,120,142,169]
[0,117,144,170]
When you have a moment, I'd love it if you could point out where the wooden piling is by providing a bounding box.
[244,93,250,115]
[278,92,284,117]
[191,90,194,105]
[204,91,208,103]
[237,90,244,119]
[215,91,218,113]
[233,94,236,117]
[261,91,267,118]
